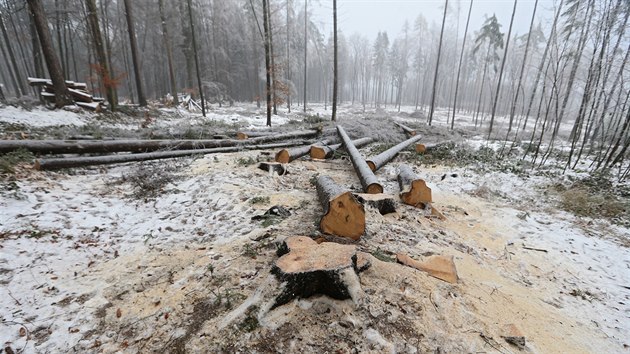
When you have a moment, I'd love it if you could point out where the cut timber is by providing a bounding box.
[272,236,369,308]
[0,130,320,154]
[353,193,397,215]
[275,138,336,163]
[237,131,275,140]
[310,137,374,160]
[336,125,383,194]
[316,175,365,240]
[75,102,102,112]
[34,141,307,170]
[415,142,452,154]
[68,88,93,103]
[366,134,423,172]
[396,253,458,284]
[394,122,416,136]
[397,164,432,207]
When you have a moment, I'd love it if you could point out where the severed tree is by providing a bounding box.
[27,0,71,108]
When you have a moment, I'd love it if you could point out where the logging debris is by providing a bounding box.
[395,253,459,284]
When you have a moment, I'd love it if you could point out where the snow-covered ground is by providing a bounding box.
[1,103,628,352]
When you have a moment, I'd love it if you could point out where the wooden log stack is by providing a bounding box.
[29,77,104,111]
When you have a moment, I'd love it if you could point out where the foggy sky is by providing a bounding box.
[310,0,555,41]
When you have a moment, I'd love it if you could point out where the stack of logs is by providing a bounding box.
[28,77,105,111]
[274,121,437,240]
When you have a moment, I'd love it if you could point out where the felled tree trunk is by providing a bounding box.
[34,141,308,170]
[236,131,275,140]
[394,122,416,136]
[415,141,452,153]
[0,130,320,154]
[316,175,365,240]
[397,164,432,208]
[275,138,336,163]
[310,137,374,160]
[271,236,370,308]
[336,125,383,194]
[366,134,423,171]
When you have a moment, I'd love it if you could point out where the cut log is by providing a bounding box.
[275,138,336,163]
[396,253,458,284]
[237,131,275,140]
[0,130,320,155]
[68,88,93,103]
[415,142,453,154]
[316,175,365,240]
[366,134,423,172]
[75,102,102,112]
[244,140,311,150]
[28,77,51,86]
[310,137,374,160]
[397,164,432,207]
[394,122,416,136]
[258,162,287,175]
[33,141,308,170]
[272,236,369,308]
[353,193,397,215]
[336,126,383,194]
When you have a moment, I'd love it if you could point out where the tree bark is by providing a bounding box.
[316,175,365,239]
[28,0,71,108]
[331,0,338,121]
[366,134,423,171]
[337,125,383,194]
[310,137,374,160]
[262,0,272,125]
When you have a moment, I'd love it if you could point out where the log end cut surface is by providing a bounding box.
[400,179,432,207]
[320,191,365,240]
[415,144,426,153]
[310,145,327,159]
[275,149,290,163]
[366,183,384,195]
[366,160,376,172]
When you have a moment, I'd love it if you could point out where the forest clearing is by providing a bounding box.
[0,103,628,353]
[1,0,630,352]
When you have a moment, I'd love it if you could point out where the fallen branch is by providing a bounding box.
[310,137,374,160]
[522,245,548,253]
[336,126,383,194]
[366,134,423,171]
[316,175,365,240]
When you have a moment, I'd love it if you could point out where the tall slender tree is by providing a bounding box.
[428,0,449,126]
[451,0,474,130]
[187,0,206,116]
[262,0,272,125]
[331,0,338,121]
[159,0,178,105]
[488,0,517,139]
[27,0,71,108]
[303,0,307,112]
[123,0,146,106]
[85,0,117,110]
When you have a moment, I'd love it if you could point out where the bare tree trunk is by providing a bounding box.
[451,0,473,130]
[187,0,206,116]
[159,0,179,105]
[266,0,277,115]
[27,0,71,107]
[286,0,291,112]
[303,0,307,112]
[85,0,116,111]
[0,13,25,97]
[488,0,517,139]
[123,0,147,106]
[428,0,448,126]
[331,0,338,121]
[263,0,272,125]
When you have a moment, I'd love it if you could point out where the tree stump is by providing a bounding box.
[272,236,370,308]
[397,164,432,208]
[316,176,365,240]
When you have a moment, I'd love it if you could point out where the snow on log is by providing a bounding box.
[275,138,336,163]
[310,137,374,160]
[0,130,320,155]
[366,134,423,172]
[336,125,383,194]
[396,253,458,284]
[68,88,93,103]
[397,164,432,208]
[33,140,309,170]
[316,175,365,240]
[236,131,275,140]
[75,102,102,112]
[272,236,369,308]
[394,122,416,136]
